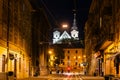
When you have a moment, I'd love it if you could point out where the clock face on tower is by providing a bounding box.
[53,31,60,39]
[71,30,79,39]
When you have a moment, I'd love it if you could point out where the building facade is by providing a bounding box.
[0,0,32,79]
[85,0,120,77]
[63,48,85,73]
[32,9,51,76]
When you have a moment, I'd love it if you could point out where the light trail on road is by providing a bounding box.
[32,73,104,80]
[47,74,83,80]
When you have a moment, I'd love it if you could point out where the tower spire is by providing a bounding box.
[71,9,78,30]
[71,0,78,30]
[70,0,79,40]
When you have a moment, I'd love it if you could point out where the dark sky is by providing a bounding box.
[30,0,92,39]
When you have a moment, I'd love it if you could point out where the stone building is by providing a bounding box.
[25,0,52,76]
[0,0,33,79]
[85,0,120,77]
[32,7,51,75]
[63,48,85,73]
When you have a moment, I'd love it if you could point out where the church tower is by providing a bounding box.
[71,10,79,40]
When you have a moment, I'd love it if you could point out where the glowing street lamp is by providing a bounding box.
[62,24,68,28]
[48,50,52,55]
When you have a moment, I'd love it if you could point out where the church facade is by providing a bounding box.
[53,13,79,44]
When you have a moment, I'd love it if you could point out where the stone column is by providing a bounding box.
[39,45,49,76]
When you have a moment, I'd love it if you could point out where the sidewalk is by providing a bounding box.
[80,76,104,80]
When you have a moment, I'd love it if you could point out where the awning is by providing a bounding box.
[100,40,113,50]
[94,39,113,52]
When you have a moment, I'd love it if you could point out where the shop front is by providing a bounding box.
[0,45,31,79]
[94,51,104,76]
[104,42,120,77]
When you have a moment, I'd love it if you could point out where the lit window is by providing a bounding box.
[74,56,76,59]
[78,56,81,59]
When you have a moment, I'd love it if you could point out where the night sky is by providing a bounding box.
[29,0,92,39]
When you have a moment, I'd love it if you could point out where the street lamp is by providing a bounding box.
[48,49,54,67]
[48,50,52,55]
[62,24,68,28]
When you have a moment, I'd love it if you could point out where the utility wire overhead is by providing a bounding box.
[40,0,61,27]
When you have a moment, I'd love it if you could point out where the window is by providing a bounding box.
[14,57,17,77]
[68,50,70,53]
[75,50,78,54]
[19,58,21,72]
[2,55,5,72]
[75,62,77,65]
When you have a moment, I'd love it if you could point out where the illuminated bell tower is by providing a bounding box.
[53,30,60,44]
[71,11,79,40]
